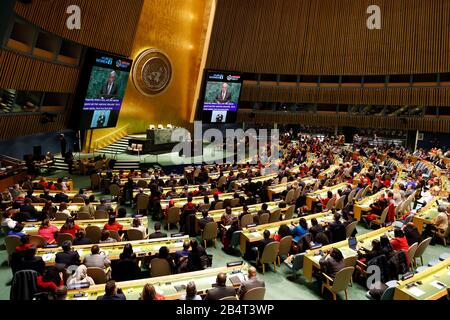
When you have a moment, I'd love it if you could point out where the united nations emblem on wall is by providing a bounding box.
[132,49,172,96]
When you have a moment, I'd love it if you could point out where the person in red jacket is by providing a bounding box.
[390,229,409,251]
[103,216,123,232]
[59,217,81,238]
[37,267,64,293]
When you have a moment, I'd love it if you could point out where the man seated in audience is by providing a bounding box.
[7,223,26,238]
[97,280,126,300]
[25,189,40,203]
[39,190,54,202]
[100,230,117,243]
[55,240,80,267]
[54,191,69,204]
[256,230,275,258]
[73,230,92,246]
[204,272,236,300]
[175,240,191,261]
[327,212,346,243]
[198,209,214,230]
[96,199,113,212]
[14,246,45,275]
[237,266,265,299]
[79,198,95,217]
[148,222,167,239]
[16,200,36,223]
[209,194,220,210]
[83,245,111,272]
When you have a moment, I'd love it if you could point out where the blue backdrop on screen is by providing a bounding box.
[78,52,133,130]
[199,71,243,123]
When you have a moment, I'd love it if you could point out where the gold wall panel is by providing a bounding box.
[90,0,213,143]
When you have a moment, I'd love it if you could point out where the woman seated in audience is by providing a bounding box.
[179,282,202,300]
[73,230,92,246]
[100,230,117,243]
[187,239,208,272]
[156,246,175,273]
[140,283,165,300]
[59,217,81,238]
[112,243,141,282]
[37,267,64,293]
[117,207,127,218]
[291,218,309,242]
[390,229,409,252]
[67,265,95,287]
[318,191,333,210]
[314,232,330,246]
[402,222,422,246]
[130,217,147,237]
[319,248,345,280]
[273,224,292,241]
[103,216,123,232]
[380,235,394,257]
[8,223,26,238]
[38,219,59,244]
[221,206,236,226]
[41,200,56,220]
[56,202,71,219]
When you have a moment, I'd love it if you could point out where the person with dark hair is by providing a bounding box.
[15,246,45,275]
[103,216,123,232]
[204,272,236,300]
[319,247,345,279]
[38,219,58,244]
[37,267,64,293]
[130,217,147,237]
[358,239,384,263]
[390,229,409,251]
[73,229,92,246]
[20,198,38,220]
[157,246,176,273]
[258,229,275,254]
[113,243,141,282]
[209,194,220,210]
[79,198,95,217]
[273,224,292,241]
[96,199,112,212]
[402,222,422,246]
[60,217,80,238]
[175,240,191,261]
[179,281,202,300]
[1,209,18,231]
[291,218,309,242]
[117,207,127,218]
[83,245,111,270]
[15,234,33,252]
[198,209,214,230]
[315,232,330,246]
[309,218,325,241]
[97,281,126,300]
[140,283,164,300]
[148,222,167,239]
[55,240,80,267]
[328,213,346,243]
[187,239,208,272]
[100,230,116,243]
[221,206,235,226]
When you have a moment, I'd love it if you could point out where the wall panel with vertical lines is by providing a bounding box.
[207,0,450,75]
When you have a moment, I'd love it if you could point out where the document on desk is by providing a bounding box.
[407,286,425,297]
[42,253,54,262]
[430,281,447,290]
[76,249,84,256]
[133,247,142,252]
[249,232,261,238]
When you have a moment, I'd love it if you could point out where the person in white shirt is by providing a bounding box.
[130,217,147,237]
[1,209,17,231]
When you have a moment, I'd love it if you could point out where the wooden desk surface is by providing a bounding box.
[37,235,188,266]
[23,216,148,235]
[303,226,394,281]
[197,201,283,223]
[30,203,118,213]
[239,211,334,253]
[158,191,247,207]
[31,190,94,200]
[413,197,449,234]
[394,258,450,300]
[67,263,248,300]
[353,189,389,220]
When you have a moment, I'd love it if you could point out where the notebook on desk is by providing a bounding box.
[348,237,357,251]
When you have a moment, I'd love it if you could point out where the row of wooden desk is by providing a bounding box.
[36,235,187,267]
[67,263,248,300]
[23,216,147,236]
